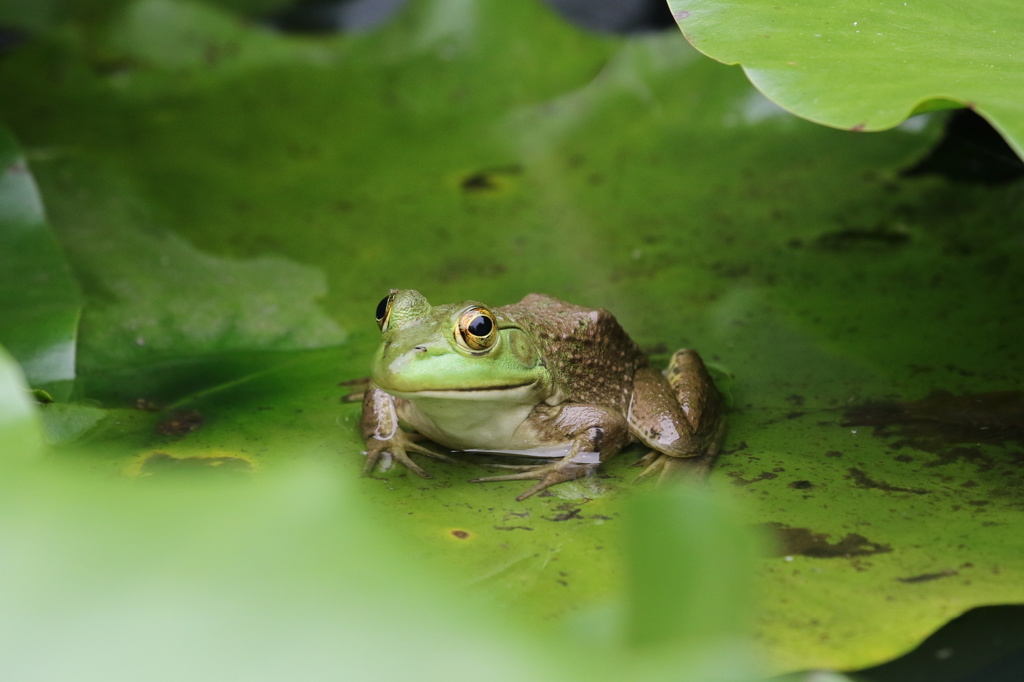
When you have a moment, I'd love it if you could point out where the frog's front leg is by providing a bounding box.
[469,404,630,501]
[629,349,725,481]
[360,384,455,478]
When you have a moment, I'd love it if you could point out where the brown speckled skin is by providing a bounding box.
[500,294,643,411]
[361,291,724,499]
[501,294,721,459]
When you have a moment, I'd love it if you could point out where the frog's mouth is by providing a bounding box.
[383,380,539,400]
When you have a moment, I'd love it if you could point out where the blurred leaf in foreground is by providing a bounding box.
[0,126,81,398]
[0,344,44,459]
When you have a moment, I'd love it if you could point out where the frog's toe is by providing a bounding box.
[634,451,667,481]
[391,449,431,478]
[362,442,389,475]
[469,462,592,501]
[635,451,712,483]
[406,441,458,465]
[363,440,438,479]
[632,450,660,470]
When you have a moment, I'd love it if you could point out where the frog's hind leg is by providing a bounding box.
[629,348,725,482]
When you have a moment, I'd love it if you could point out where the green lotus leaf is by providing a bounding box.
[668,0,1024,159]
[1,0,1023,676]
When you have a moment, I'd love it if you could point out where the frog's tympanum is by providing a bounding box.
[359,289,724,500]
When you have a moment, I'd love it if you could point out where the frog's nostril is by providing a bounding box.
[414,345,427,353]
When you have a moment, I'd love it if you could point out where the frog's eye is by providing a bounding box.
[375,292,395,332]
[456,307,498,352]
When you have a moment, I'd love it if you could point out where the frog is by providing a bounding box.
[358,289,724,500]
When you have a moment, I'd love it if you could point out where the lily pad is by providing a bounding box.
[1,0,1023,675]
[668,0,1024,159]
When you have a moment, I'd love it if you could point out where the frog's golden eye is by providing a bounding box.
[375,292,395,332]
[456,307,498,352]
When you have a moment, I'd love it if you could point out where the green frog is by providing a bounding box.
[359,289,724,500]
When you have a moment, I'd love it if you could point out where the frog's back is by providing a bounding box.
[499,293,647,408]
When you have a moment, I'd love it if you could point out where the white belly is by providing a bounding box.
[397,394,569,456]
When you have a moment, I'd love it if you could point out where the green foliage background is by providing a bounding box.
[1,0,1022,678]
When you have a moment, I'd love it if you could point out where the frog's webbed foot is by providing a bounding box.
[634,419,726,484]
[469,459,594,502]
[363,433,456,479]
